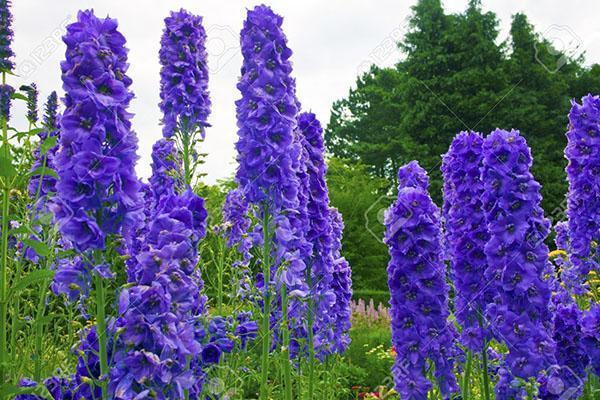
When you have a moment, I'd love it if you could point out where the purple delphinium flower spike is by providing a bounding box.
[0,83,13,119]
[329,206,352,354]
[159,9,210,139]
[565,94,600,291]
[29,92,60,202]
[385,161,458,399]
[581,303,600,376]
[0,0,14,72]
[235,4,300,208]
[235,4,308,353]
[442,131,491,351]
[296,112,332,358]
[481,129,556,384]
[53,9,141,301]
[111,189,212,399]
[221,188,254,297]
[20,83,38,124]
[55,9,140,253]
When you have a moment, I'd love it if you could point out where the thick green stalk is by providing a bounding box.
[0,71,10,394]
[481,343,492,400]
[280,285,293,400]
[306,273,315,400]
[94,274,109,400]
[259,206,272,400]
[33,276,49,381]
[217,239,224,314]
[462,350,473,400]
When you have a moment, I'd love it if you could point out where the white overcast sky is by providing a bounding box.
[9,0,600,183]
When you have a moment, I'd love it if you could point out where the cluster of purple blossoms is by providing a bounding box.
[0,83,13,119]
[0,0,13,72]
[159,9,210,139]
[53,9,140,254]
[111,190,213,399]
[221,188,254,296]
[565,94,600,290]
[481,129,555,382]
[16,325,115,400]
[581,303,600,376]
[51,10,141,305]
[235,5,301,208]
[20,83,38,124]
[29,92,60,202]
[442,131,491,351]
[329,207,352,354]
[297,112,334,358]
[385,161,458,399]
[148,138,182,201]
[235,4,309,348]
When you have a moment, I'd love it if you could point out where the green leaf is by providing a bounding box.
[8,269,54,299]
[28,165,58,179]
[10,92,28,101]
[22,238,51,257]
[0,146,16,177]
[40,134,58,154]
[0,382,52,399]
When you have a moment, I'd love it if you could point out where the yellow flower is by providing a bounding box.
[548,249,566,258]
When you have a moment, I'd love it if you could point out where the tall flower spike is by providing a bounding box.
[0,83,13,119]
[0,0,13,72]
[20,83,38,124]
[329,206,352,354]
[442,131,491,351]
[159,9,210,138]
[111,190,213,399]
[385,161,458,399]
[481,129,555,383]
[235,4,300,208]
[29,92,60,201]
[235,5,308,359]
[53,9,140,295]
[565,94,600,292]
[297,112,334,358]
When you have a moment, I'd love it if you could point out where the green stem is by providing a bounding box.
[259,206,272,400]
[217,239,224,314]
[307,273,315,400]
[481,343,491,400]
[180,129,192,186]
[280,284,292,400]
[462,350,473,400]
[33,275,49,381]
[94,274,108,400]
[0,70,9,394]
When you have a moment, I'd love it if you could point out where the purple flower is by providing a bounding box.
[235,4,300,208]
[20,83,38,124]
[565,94,600,290]
[385,161,458,399]
[581,303,600,376]
[329,207,352,354]
[111,188,212,399]
[0,83,13,119]
[481,129,555,381]
[159,9,210,138]
[55,9,140,250]
[235,4,309,358]
[0,0,14,72]
[29,92,61,202]
[52,10,141,303]
[148,138,182,201]
[442,131,491,351]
